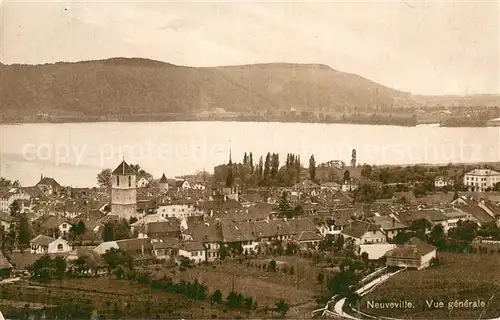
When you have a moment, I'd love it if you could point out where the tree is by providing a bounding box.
[430,224,446,249]
[316,272,325,284]
[361,252,369,265]
[97,169,113,189]
[343,170,351,183]
[309,154,316,182]
[268,260,277,272]
[249,152,254,173]
[102,222,116,242]
[275,299,289,318]
[494,182,500,191]
[9,200,21,217]
[263,153,271,180]
[453,191,459,200]
[211,289,223,304]
[17,214,32,253]
[360,164,372,179]
[277,192,293,218]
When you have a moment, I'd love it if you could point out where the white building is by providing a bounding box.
[464,169,500,192]
[136,177,150,188]
[385,237,437,270]
[110,160,138,220]
[192,182,206,191]
[434,176,454,188]
[177,241,206,264]
[30,235,72,254]
[157,200,202,219]
[0,189,30,212]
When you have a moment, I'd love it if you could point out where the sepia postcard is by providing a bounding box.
[0,1,499,319]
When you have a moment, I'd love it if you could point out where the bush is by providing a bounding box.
[317,272,325,284]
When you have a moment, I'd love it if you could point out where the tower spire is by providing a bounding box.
[228,140,232,165]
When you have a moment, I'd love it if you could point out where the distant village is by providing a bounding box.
[1,152,500,318]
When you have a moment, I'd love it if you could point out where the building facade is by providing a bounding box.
[464,169,500,192]
[110,160,138,220]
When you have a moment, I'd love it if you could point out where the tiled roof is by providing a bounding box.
[159,173,168,183]
[112,160,136,176]
[36,177,62,189]
[341,220,373,239]
[385,237,436,259]
[0,251,13,270]
[30,234,56,246]
[398,209,448,225]
[293,231,323,242]
[152,237,180,249]
[186,220,224,243]
[146,219,181,235]
[466,169,500,176]
[178,241,205,252]
[0,211,17,223]
[116,238,153,253]
[370,216,407,231]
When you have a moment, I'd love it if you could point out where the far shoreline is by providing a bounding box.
[1,118,498,128]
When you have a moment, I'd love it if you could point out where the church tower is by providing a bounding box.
[110,160,137,220]
[159,173,168,192]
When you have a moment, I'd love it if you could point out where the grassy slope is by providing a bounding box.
[360,252,500,319]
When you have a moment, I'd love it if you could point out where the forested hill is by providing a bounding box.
[0,58,414,122]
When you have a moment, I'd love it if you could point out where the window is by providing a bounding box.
[62,223,67,228]
[128,176,132,187]
[57,244,63,251]
[117,176,120,186]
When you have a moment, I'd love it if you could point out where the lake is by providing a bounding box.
[1,121,499,187]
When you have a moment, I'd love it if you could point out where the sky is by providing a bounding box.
[1,0,499,95]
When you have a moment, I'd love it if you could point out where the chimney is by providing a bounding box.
[392,217,395,227]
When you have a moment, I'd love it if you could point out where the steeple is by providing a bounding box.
[40,173,43,181]
[228,140,232,165]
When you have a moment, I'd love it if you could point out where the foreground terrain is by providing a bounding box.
[360,252,500,319]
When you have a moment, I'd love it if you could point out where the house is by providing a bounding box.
[177,241,206,264]
[36,176,62,195]
[360,243,397,260]
[443,210,470,229]
[292,231,323,249]
[184,220,223,262]
[152,237,180,260]
[192,182,206,191]
[116,238,154,258]
[434,176,455,188]
[65,247,104,274]
[463,169,500,192]
[37,216,73,237]
[452,197,496,227]
[385,237,437,270]
[341,182,358,192]
[369,216,408,241]
[397,209,449,233]
[30,235,72,254]
[0,211,17,231]
[312,209,351,237]
[320,182,341,192]
[175,180,191,191]
[157,200,201,219]
[0,189,31,212]
[0,251,13,279]
[141,219,182,239]
[136,177,150,188]
[221,220,259,254]
[341,220,386,245]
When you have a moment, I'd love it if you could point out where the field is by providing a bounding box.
[359,252,500,319]
[0,277,242,319]
[144,256,329,318]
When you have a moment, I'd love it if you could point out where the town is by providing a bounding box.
[1,149,500,319]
